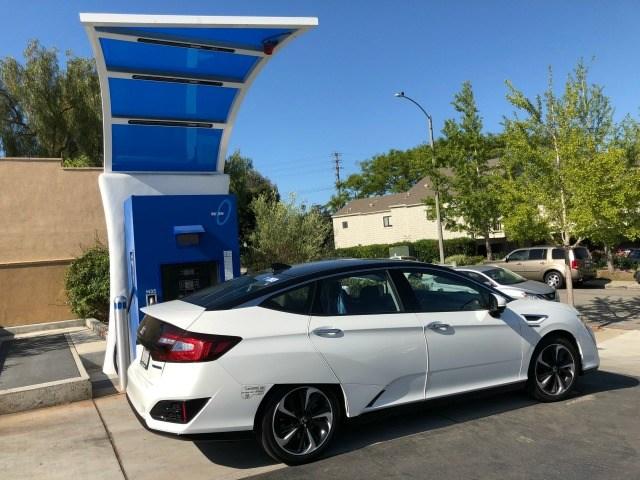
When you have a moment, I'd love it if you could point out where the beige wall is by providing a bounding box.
[333,204,505,249]
[0,158,106,326]
[0,261,73,327]
[0,158,106,263]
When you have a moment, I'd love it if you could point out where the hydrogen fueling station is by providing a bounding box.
[80,13,318,381]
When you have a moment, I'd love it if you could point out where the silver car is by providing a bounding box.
[456,265,559,301]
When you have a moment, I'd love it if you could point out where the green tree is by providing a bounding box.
[0,40,102,163]
[247,194,332,270]
[327,145,440,212]
[435,81,504,259]
[503,61,640,270]
[225,151,279,250]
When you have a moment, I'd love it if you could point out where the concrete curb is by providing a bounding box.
[603,281,640,289]
[85,318,108,339]
[0,318,86,337]
[0,333,92,415]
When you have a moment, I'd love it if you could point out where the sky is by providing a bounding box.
[1,1,639,204]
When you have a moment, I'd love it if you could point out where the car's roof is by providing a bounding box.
[270,258,445,279]
[455,265,500,273]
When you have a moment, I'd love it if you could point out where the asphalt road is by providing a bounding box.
[246,330,640,480]
[560,286,640,330]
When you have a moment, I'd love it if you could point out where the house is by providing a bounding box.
[331,176,506,250]
[0,158,107,326]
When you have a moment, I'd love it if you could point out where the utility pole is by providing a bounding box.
[333,152,342,193]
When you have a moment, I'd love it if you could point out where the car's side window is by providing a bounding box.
[552,248,565,260]
[401,269,491,313]
[528,248,546,260]
[312,271,400,316]
[508,250,529,261]
[262,284,314,315]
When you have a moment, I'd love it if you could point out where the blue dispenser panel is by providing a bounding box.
[124,194,240,353]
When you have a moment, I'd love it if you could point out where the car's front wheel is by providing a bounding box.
[258,385,341,465]
[527,337,579,402]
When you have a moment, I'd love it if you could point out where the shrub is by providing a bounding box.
[334,238,478,263]
[65,244,110,322]
[444,254,486,266]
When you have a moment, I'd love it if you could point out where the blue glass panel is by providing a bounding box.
[100,38,258,82]
[97,26,294,50]
[112,124,221,172]
[109,78,237,122]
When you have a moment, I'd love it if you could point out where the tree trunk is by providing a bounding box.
[605,244,615,274]
[484,234,492,261]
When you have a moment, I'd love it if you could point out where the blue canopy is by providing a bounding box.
[81,14,317,173]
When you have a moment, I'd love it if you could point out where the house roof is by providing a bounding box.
[333,176,436,217]
[332,158,500,218]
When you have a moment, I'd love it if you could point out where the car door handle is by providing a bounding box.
[312,328,344,338]
[427,322,451,332]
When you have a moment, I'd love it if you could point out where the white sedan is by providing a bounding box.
[126,259,599,464]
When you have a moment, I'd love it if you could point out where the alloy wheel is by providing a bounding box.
[535,344,576,396]
[545,272,562,288]
[272,386,334,456]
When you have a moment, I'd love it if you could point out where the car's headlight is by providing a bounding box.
[505,290,540,300]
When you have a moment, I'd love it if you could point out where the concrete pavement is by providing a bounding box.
[0,325,638,479]
[560,286,640,330]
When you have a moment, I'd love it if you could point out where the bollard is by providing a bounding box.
[114,295,131,392]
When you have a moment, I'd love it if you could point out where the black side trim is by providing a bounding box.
[131,74,225,87]
[365,389,386,408]
[126,119,214,128]
[137,37,236,53]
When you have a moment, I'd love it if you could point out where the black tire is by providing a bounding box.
[635,270,640,284]
[544,270,565,289]
[258,385,341,465]
[527,336,579,402]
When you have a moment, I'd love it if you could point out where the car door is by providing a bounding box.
[308,269,427,416]
[393,268,525,399]
[504,249,529,275]
[520,248,547,280]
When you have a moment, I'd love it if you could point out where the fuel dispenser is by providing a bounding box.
[80,13,317,380]
[124,194,239,352]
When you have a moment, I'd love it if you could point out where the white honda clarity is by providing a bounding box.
[126,259,599,464]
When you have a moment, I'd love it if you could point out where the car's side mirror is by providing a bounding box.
[488,293,507,318]
[504,256,509,263]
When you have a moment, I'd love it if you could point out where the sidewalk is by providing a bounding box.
[1,327,637,480]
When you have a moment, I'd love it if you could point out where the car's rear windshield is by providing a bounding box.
[483,267,526,285]
[573,247,590,260]
[184,271,292,309]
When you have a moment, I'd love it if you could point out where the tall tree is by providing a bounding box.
[247,194,332,271]
[225,151,278,250]
[503,61,640,270]
[436,81,503,259]
[0,40,102,163]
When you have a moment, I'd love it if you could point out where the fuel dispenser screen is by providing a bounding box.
[161,261,218,300]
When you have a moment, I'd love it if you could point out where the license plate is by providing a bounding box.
[140,348,150,369]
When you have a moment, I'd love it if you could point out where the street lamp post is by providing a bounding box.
[394,92,445,264]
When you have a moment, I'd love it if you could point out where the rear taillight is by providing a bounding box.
[149,324,241,363]
[570,259,579,270]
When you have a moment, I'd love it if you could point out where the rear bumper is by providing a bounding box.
[126,358,265,435]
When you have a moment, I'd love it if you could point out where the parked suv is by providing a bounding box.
[492,246,596,288]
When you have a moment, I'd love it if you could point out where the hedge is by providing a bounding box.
[334,238,478,263]
[65,244,110,322]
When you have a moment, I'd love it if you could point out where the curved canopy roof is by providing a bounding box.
[81,13,317,173]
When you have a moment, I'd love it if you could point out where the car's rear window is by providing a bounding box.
[184,271,292,309]
[573,247,590,260]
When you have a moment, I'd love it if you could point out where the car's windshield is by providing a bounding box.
[184,271,290,309]
[483,267,526,285]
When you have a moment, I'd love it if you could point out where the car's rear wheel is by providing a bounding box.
[527,337,578,402]
[544,270,564,289]
[258,385,340,465]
